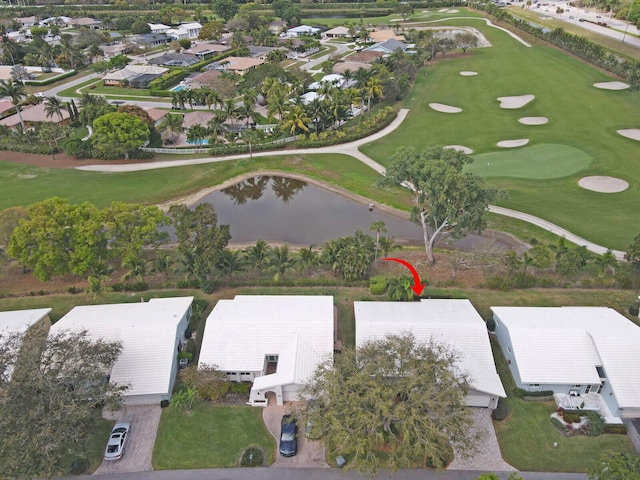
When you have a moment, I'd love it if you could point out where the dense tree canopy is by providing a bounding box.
[0,328,125,479]
[91,112,150,160]
[588,453,640,480]
[301,333,476,476]
[381,146,506,265]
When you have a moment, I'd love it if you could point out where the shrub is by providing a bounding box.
[513,387,554,399]
[550,416,565,431]
[585,411,605,437]
[25,69,76,86]
[486,315,496,332]
[184,338,197,356]
[179,365,229,401]
[230,382,251,395]
[492,398,509,421]
[67,286,81,294]
[177,279,200,289]
[563,411,581,424]
[604,423,628,434]
[148,68,190,91]
[629,303,639,316]
[177,351,193,361]
[369,275,387,295]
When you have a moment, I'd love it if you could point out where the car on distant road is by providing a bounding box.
[104,422,131,461]
[279,415,297,457]
[34,92,45,98]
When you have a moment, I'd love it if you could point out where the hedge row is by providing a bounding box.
[295,107,396,148]
[604,423,628,434]
[208,140,285,157]
[25,69,76,86]
[370,275,388,295]
[149,68,190,91]
[0,140,56,155]
[513,387,555,398]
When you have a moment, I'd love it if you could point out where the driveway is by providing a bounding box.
[262,402,329,468]
[93,404,162,475]
[448,408,516,472]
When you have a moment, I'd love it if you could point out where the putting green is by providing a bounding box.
[466,144,592,179]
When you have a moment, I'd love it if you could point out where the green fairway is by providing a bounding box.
[361,13,640,250]
[467,144,592,179]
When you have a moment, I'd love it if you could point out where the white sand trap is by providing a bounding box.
[444,145,473,154]
[497,139,529,148]
[438,8,449,12]
[579,176,628,193]
[429,103,462,113]
[497,94,535,109]
[617,129,640,141]
[593,81,630,90]
[519,116,548,125]
[460,71,478,76]
[390,18,402,22]
[447,9,459,12]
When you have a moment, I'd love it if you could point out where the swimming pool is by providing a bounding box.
[171,84,186,92]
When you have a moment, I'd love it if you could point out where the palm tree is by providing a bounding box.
[87,43,102,63]
[171,90,187,111]
[207,110,228,139]
[0,80,26,130]
[378,236,399,259]
[343,87,362,118]
[364,77,384,114]
[78,91,108,108]
[268,245,296,281]
[44,96,67,122]
[298,246,319,275]
[186,124,208,145]
[245,239,271,275]
[266,84,289,121]
[282,105,310,136]
[157,113,184,144]
[223,98,239,127]
[370,221,387,260]
[203,88,222,110]
[305,97,328,135]
[216,249,247,278]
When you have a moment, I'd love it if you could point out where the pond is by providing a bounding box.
[193,175,423,245]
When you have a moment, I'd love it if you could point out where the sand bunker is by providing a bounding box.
[444,145,473,154]
[429,103,462,113]
[497,95,535,109]
[593,81,630,90]
[578,176,628,193]
[460,71,478,76]
[519,116,548,125]
[438,8,449,12]
[497,139,529,148]
[438,8,459,12]
[617,129,640,141]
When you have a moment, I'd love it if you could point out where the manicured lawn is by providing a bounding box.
[361,14,640,250]
[58,78,99,97]
[466,144,592,179]
[83,80,153,97]
[491,339,636,471]
[152,403,276,469]
[0,154,412,211]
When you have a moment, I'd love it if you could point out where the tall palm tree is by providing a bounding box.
[78,91,108,108]
[207,110,228,139]
[157,113,184,144]
[305,97,328,135]
[44,96,68,122]
[0,80,26,130]
[298,246,319,275]
[203,88,221,110]
[216,249,247,278]
[266,84,289,121]
[282,105,310,136]
[370,221,387,261]
[171,90,187,111]
[223,98,239,127]
[186,124,208,145]
[364,77,384,114]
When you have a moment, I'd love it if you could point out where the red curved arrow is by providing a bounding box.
[381,258,426,296]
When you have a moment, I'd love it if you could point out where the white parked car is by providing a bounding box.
[104,422,131,461]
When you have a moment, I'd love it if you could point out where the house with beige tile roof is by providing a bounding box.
[208,56,264,76]
[369,29,406,42]
[0,103,71,128]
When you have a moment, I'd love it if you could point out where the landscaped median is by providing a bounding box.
[152,403,276,469]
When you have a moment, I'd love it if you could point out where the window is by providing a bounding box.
[571,384,582,388]
[529,384,541,390]
[266,355,278,362]
[240,372,251,376]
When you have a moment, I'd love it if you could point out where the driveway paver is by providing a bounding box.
[448,408,516,472]
[93,404,162,475]
[262,402,329,468]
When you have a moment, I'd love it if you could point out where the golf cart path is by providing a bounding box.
[76,109,624,260]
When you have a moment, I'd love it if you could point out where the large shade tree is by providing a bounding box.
[91,112,150,160]
[301,332,477,476]
[0,328,125,479]
[381,146,506,265]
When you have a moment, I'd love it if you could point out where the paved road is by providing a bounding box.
[66,467,589,480]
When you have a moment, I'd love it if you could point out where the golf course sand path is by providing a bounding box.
[617,129,640,141]
[578,176,629,193]
[497,95,535,109]
[593,81,630,90]
[429,103,462,113]
[519,117,548,125]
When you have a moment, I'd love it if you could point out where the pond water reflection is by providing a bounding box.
[193,175,423,245]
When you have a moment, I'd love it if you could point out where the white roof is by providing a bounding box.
[325,26,350,35]
[104,65,168,81]
[300,91,319,104]
[355,300,506,398]
[50,297,193,398]
[0,308,51,381]
[492,306,640,409]
[0,308,51,335]
[148,23,170,30]
[199,295,333,381]
[287,25,320,33]
[180,22,202,29]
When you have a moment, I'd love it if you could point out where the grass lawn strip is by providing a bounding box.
[152,403,276,469]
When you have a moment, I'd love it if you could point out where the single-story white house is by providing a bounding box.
[493,306,640,420]
[0,308,52,381]
[50,297,193,405]
[148,23,171,34]
[198,295,334,406]
[167,22,202,40]
[284,25,320,37]
[355,299,506,409]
